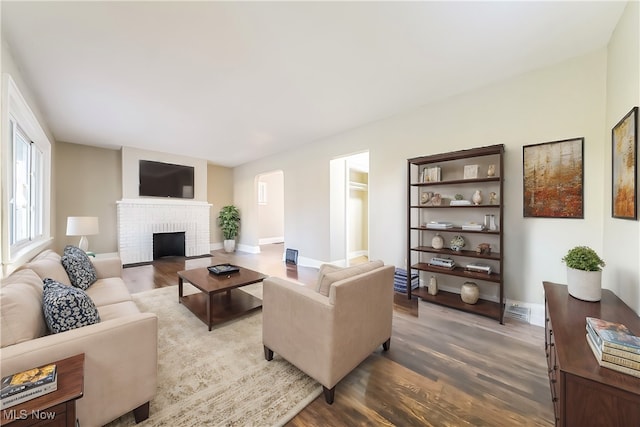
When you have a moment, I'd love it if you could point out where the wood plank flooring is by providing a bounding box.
[121,244,554,426]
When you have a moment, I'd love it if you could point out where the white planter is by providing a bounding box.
[567,267,602,302]
[223,239,236,253]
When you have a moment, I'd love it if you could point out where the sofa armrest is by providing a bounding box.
[1,313,157,427]
[91,256,123,279]
[262,277,337,386]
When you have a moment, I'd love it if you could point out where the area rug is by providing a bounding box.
[105,284,321,427]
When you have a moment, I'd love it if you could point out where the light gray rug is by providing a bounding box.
[105,284,321,427]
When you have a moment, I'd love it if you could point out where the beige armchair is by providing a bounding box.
[262,261,395,403]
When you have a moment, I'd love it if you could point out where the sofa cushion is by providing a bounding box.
[97,301,141,321]
[25,250,72,286]
[61,245,97,290]
[316,260,384,297]
[42,278,101,334]
[0,270,48,347]
[86,278,133,307]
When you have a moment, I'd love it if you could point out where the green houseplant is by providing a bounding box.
[218,205,240,252]
[562,246,605,301]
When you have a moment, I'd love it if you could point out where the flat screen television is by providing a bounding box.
[139,160,194,199]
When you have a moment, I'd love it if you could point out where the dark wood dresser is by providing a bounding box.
[544,282,640,427]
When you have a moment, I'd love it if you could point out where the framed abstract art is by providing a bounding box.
[612,106,638,220]
[523,138,584,218]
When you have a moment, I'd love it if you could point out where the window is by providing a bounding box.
[258,181,267,205]
[2,74,51,268]
[9,121,43,248]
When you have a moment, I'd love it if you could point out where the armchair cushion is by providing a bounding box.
[42,278,100,334]
[61,245,97,290]
[316,260,384,296]
[315,264,342,294]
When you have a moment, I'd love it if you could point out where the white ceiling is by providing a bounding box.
[1,1,627,167]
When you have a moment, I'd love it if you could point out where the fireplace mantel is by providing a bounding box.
[117,199,211,265]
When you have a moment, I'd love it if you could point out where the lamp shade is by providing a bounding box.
[67,216,99,252]
[66,217,99,236]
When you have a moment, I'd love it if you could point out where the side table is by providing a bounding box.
[1,354,85,427]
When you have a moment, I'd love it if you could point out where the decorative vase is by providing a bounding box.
[472,190,482,205]
[432,233,444,250]
[223,239,236,253]
[461,281,480,304]
[450,235,465,251]
[428,276,438,296]
[487,164,496,177]
[567,267,602,301]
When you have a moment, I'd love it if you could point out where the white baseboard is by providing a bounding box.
[348,250,368,259]
[237,244,261,254]
[258,236,284,245]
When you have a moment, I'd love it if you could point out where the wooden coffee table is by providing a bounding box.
[178,266,267,330]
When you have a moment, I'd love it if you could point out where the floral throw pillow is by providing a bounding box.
[61,245,97,290]
[42,278,100,334]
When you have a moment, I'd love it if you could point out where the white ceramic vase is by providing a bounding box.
[223,239,236,253]
[567,267,602,302]
[472,190,482,205]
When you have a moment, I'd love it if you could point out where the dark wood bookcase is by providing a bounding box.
[406,144,505,323]
[544,282,640,427]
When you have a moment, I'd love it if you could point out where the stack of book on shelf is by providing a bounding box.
[393,268,419,293]
[585,317,640,378]
[1,363,57,409]
[465,262,492,274]
[449,200,472,206]
[425,221,453,230]
[428,257,455,269]
[461,222,484,231]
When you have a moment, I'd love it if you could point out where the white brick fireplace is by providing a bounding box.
[117,199,211,265]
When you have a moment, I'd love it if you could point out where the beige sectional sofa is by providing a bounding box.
[0,249,157,427]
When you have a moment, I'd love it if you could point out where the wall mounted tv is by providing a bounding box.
[139,160,194,199]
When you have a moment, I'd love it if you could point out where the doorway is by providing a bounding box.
[330,152,369,266]
[256,171,284,246]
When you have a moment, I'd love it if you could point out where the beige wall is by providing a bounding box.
[207,163,234,245]
[54,142,121,254]
[234,48,610,313]
[603,0,640,311]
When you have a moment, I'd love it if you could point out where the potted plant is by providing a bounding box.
[561,246,605,301]
[218,205,240,252]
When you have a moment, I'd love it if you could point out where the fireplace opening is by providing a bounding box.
[153,232,186,260]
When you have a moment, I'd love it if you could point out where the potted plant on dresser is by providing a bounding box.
[561,246,606,301]
[218,205,240,252]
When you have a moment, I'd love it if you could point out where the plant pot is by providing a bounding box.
[567,267,602,302]
[223,239,236,253]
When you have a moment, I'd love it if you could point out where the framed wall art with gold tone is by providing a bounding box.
[523,137,584,218]
[612,106,638,220]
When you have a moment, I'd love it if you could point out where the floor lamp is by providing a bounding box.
[66,216,99,252]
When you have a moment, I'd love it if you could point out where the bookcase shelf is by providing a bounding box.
[406,144,505,323]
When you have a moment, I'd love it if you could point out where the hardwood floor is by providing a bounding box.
[121,244,554,426]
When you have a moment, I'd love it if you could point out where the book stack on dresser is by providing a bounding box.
[586,316,640,378]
